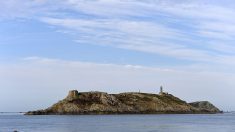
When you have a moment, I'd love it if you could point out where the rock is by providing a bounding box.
[25,90,222,115]
[189,101,222,113]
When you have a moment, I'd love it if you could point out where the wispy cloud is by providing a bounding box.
[44,1,235,64]
[2,0,235,65]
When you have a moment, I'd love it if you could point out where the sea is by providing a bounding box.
[0,113,235,132]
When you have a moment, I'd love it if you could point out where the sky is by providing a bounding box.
[1,0,235,112]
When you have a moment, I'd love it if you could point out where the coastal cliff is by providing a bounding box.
[26,90,222,115]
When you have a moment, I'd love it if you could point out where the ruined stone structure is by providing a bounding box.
[66,90,79,101]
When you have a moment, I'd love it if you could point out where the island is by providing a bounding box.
[25,88,222,115]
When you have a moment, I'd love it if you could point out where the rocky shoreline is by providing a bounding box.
[26,90,222,115]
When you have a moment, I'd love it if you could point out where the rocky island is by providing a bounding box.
[26,88,222,115]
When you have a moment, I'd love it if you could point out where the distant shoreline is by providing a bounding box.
[0,112,25,114]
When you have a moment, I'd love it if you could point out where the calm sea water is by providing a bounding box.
[0,113,235,132]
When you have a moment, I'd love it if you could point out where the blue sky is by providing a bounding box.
[1,0,235,111]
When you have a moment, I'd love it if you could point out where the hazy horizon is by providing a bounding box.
[1,0,235,112]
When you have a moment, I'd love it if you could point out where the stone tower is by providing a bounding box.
[66,90,79,101]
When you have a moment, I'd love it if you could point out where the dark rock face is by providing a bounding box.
[25,90,222,115]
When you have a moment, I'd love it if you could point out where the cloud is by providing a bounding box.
[41,17,217,62]
[2,0,235,64]
[0,0,43,19]
[1,57,235,111]
[40,1,235,65]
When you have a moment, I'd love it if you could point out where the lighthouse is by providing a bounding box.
[159,86,164,95]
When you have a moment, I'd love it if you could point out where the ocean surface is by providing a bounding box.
[0,113,235,132]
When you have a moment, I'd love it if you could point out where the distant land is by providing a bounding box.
[0,112,25,114]
[25,88,222,115]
